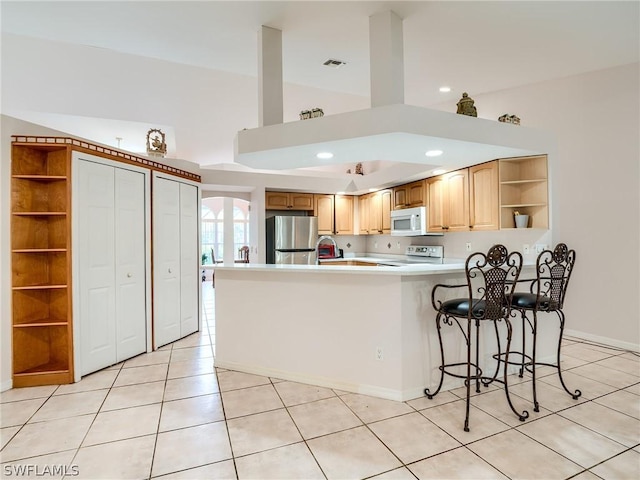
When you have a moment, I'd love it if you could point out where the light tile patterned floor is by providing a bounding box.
[1,283,639,479]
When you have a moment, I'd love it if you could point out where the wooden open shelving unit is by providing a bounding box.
[11,143,74,386]
[499,155,549,229]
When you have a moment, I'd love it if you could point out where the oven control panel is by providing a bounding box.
[405,245,444,258]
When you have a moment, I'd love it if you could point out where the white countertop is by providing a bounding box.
[215,258,467,276]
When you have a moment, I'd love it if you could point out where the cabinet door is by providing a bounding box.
[469,162,499,231]
[393,187,407,210]
[426,176,445,233]
[369,191,382,234]
[180,183,199,337]
[444,169,470,232]
[265,192,289,209]
[114,168,147,363]
[290,193,314,210]
[153,177,182,348]
[358,194,370,234]
[380,190,392,234]
[315,194,335,234]
[335,195,353,235]
[407,181,426,207]
[78,161,117,375]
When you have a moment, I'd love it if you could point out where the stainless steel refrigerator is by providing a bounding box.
[266,216,318,264]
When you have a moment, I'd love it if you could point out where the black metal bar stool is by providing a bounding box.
[425,244,529,432]
[507,243,582,412]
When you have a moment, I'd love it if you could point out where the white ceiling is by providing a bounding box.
[2,0,639,180]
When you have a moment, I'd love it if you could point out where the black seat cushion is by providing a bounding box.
[512,292,552,310]
[441,298,486,317]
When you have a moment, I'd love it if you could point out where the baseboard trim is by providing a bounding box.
[214,359,410,401]
[565,329,640,353]
[1,379,13,392]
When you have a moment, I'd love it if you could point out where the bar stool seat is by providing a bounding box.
[511,293,553,310]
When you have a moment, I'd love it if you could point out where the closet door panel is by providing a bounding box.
[179,183,199,336]
[114,168,147,362]
[153,177,181,347]
[78,161,117,375]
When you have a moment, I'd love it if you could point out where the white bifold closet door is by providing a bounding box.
[77,160,147,375]
[153,176,199,347]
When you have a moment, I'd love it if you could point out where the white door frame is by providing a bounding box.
[72,152,152,382]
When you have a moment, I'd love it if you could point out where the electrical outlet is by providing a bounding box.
[396,241,401,249]
[376,347,384,361]
[465,242,472,252]
[523,244,530,254]
[374,241,378,249]
[535,244,547,254]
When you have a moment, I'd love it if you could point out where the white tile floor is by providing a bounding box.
[1,282,639,479]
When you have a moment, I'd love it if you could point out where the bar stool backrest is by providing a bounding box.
[534,243,576,311]
[465,244,523,320]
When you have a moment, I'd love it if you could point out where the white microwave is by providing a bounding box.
[390,206,441,236]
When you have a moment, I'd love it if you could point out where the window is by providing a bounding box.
[201,197,250,263]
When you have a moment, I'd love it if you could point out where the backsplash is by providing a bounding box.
[321,230,553,262]
[364,230,553,262]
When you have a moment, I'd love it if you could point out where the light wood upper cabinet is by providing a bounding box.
[499,155,548,229]
[314,194,335,235]
[358,194,370,234]
[393,180,425,210]
[426,169,469,232]
[469,161,499,231]
[366,189,392,234]
[335,195,354,235]
[265,191,313,210]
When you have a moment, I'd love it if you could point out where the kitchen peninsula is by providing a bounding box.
[214,261,548,401]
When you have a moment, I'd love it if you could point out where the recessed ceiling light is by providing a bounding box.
[425,150,443,157]
[368,188,378,192]
[336,191,346,195]
[439,86,451,93]
[316,152,334,159]
[433,169,446,175]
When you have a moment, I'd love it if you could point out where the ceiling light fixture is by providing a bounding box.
[439,86,451,93]
[316,152,334,159]
[425,150,443,157]
[433,169,447,175]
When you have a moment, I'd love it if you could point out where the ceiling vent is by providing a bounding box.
[323,58,347,68]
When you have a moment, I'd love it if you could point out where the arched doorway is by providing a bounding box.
[201,197,250,265]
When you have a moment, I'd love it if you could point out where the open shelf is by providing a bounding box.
[499,155,548,229]
[11,143,73,386]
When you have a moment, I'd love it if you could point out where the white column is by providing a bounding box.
[223,197,235,264]
[369,10,404,107]
[258,25,283,126]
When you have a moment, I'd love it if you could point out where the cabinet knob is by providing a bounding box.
[127,273,132,278]
[469,225,474,229]
[168,268,172,274]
